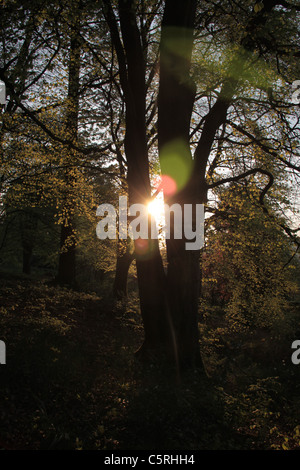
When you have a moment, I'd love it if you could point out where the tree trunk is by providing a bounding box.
[156,0,206,369]
[113,239,134,299]
[56,15,80,288]
[165,240,202,367]
[20,211,38,275]
[114,0,172,360]
[57,222,76,287]
[134,238,172,360]
[22,243,33,275]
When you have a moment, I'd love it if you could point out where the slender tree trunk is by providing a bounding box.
[20,211,38,275]
[58,223,76,286]
[113,238,134,299]
[22,243,33,275]
[57,17,81,287]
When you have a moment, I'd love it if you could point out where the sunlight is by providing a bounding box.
[147,195,165,222]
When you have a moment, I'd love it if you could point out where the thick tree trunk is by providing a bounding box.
[156,0,206,369]
[165,240,203,368]
[112,0,172,361]
[134,238,173,361]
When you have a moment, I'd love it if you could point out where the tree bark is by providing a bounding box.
[57,16,81,288]
[157,0,207,369]
[113,239,134,299]
[110,0,172,360]
[20,211,38,275]
[22,243,33,275]
[57,222,76,286]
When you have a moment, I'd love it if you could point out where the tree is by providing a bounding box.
[102,0,300,371]
[102,0,170,363]
[56,2,82,287]
[203,182,298,330]
[0,0,117,284]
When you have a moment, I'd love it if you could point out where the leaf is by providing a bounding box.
[254,2,264,13]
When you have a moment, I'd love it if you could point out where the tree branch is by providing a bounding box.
[0,72,112,157]
[226,120,300,173]
[208,167,274,204]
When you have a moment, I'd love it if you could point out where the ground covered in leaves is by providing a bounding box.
[0,274,299,450]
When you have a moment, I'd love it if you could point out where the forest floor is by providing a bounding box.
[0,273,299,450]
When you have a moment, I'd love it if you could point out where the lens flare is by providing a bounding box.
[160,138,193,192]
[160,174,177,196]
[153,174,177,197]
[134,238,149,255]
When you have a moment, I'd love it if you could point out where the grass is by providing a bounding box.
[0,274,299,450]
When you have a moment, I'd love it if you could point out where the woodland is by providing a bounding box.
[0,0,300,451]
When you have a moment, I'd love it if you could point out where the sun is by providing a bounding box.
[147,195,165,223]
